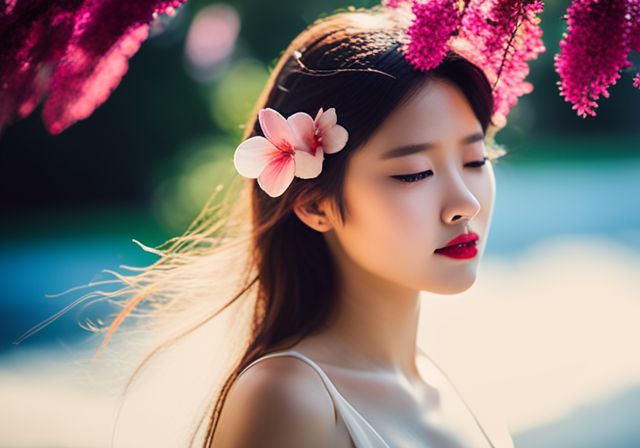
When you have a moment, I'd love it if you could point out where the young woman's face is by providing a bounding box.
[327,78,496,295]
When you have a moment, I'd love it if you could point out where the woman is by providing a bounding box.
[56,5,512,448]
[207,5,510,446]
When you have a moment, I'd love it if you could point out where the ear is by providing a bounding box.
[293,197,334,233]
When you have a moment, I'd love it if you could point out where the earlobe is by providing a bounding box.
[293,200,333,233]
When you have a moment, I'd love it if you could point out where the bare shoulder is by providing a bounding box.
[212,355,345,448]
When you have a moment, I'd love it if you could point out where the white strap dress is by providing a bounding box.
[237,349,500,448]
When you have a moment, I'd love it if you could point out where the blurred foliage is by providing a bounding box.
[150,135,237,231]
[208,58,269,137]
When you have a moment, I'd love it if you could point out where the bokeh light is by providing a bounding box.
[184,3,241,82]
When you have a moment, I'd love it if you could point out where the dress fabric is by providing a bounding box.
[237,349,497,448]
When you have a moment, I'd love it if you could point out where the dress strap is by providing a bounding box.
[238,350,391,448]
[417,346,503,448]
[237,350,342,399]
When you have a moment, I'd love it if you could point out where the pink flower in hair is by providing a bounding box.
[233,107,348,198]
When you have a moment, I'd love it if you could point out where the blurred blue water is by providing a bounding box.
[489,157,640,255]
[1,158,639,352]
[0,238,159,352]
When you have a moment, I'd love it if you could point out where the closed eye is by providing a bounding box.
[465,156,489,168]
[390,156,488,183]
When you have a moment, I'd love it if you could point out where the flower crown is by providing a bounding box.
[233,107,349,197]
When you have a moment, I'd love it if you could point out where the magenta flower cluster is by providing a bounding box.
[2,0,638,135]
[386,0,546,128]
[554,0,640,118]
[459,0,546,127]
[0,0,185,135]
[385,0,640,120]
[404,0,462,72]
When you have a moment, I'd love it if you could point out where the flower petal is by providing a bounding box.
[314,107,337,134]
[320,124,349,154]
[258,108,295,151]
[294,146,324,179]
[257,153,296,197]
[233,136,279,178]
[287,111,316,153]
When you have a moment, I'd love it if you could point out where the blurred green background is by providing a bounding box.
[1,0,639,236]
[0,1,639,447]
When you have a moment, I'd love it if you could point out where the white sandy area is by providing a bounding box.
[1,233,639,447]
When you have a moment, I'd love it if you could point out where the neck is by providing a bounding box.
[305,231,423,380]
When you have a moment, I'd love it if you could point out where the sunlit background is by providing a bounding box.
[1,0,639,447]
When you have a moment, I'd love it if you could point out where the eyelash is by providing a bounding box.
[391,156,488,183]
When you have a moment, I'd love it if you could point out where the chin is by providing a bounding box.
[425,272,478,295]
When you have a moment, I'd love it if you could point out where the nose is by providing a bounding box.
[440,171,481,225]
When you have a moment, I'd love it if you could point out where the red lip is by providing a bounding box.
[434,232,479,259]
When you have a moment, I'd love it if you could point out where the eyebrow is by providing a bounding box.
[379,131,485,160]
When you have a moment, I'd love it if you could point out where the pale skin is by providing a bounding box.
[213,78,500,448]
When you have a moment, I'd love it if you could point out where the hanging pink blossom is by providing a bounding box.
[554,0,634,117]
[0,0,185,135]
[628,0,640,51]
[454,0,545,128]
[404,0,462,72]
[629,0,640,89]
[0,0,82,134]
[1,0,18,15]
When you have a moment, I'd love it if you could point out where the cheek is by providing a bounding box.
[338,174,439,276]
[376,182,438,240]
